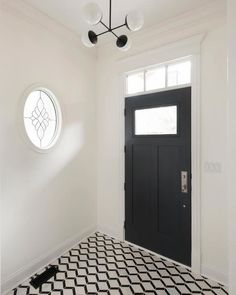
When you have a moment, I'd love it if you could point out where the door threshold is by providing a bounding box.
[125,240,191,271]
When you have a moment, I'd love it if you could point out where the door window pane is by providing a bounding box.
[135,106,177,135]
[167,61,191,87]
[145,67,166,91]
[126,72,144,95]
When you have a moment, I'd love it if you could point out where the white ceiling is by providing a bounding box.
[23,0,217,38]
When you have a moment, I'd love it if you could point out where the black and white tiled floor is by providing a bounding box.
[9,232,228,295]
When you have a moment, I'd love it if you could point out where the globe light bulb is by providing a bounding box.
[81,2,103,25]
[126,10,144,32]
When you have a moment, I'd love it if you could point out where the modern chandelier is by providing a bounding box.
[81,0,144,51]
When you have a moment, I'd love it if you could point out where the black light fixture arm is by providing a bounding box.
[109,0,112,29]
[97,22,127,37]
[86,0,136,49]
[82,0,143,49]
[95,0,127,40]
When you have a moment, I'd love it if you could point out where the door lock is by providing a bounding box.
[181,171,188,194]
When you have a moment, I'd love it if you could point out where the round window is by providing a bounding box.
[23,88,62,150]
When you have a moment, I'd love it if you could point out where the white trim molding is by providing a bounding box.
[1,226,96,295]
[115,33,205,274]
[97,0,225,58]
[125,240,191,271]
[201,265,229,286]
[97,229,228,286]
[191,53,202,274]
[0,0,95,57]
[97,225,121,241]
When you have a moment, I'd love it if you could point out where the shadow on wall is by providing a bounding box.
[4,121,85,198]
[1,98,97,281]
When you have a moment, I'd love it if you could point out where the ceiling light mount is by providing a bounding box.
[81,0,144,51]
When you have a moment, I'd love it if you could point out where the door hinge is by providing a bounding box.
[124,182,126,191]
[124,145,126,153]
[124,108,126,116]
[124,220,126,230]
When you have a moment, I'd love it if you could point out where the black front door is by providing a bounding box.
[125,87,191,266]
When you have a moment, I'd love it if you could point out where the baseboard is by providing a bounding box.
[125,240,192,271]
[201,265,228,286]
[1,225,96,295]
[2,226,228,294]
[97,227,229,287]
[97,224,123,241]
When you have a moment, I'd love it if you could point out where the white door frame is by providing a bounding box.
[117,34,204,274]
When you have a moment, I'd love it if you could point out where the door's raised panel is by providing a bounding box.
[132,145,157,226]
[158,146,181,236]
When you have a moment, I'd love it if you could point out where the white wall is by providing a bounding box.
[96,1,228,285]
[0,0,230,292]
[0,1,97,292]
[227,0,236,293]
[200,24,228,282]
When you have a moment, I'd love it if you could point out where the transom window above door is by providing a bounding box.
[126,58,191,96]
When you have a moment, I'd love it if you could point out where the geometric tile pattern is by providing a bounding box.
[9,232,228,295]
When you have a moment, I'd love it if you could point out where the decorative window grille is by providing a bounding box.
[23,89,61,150]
